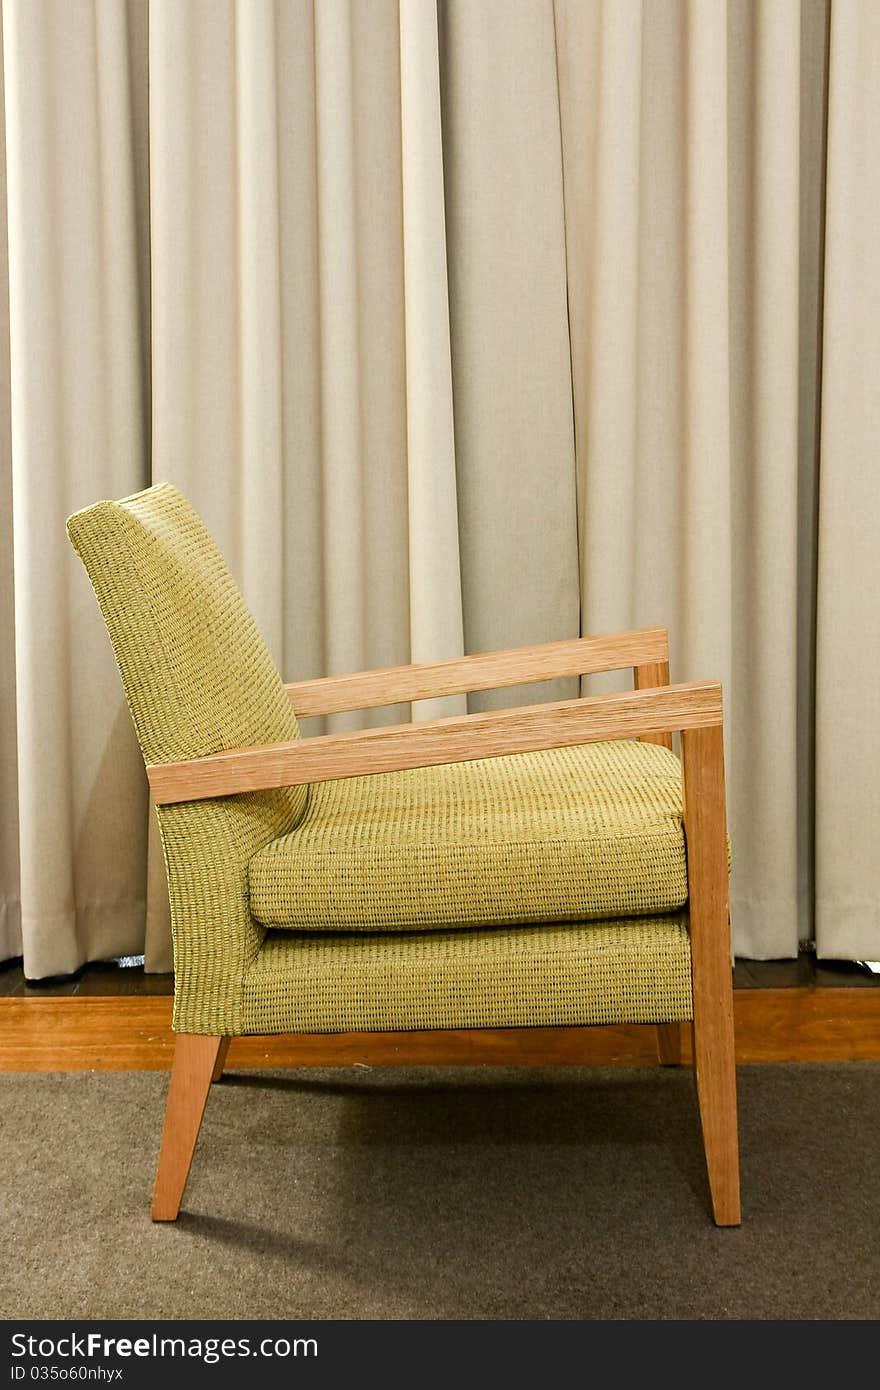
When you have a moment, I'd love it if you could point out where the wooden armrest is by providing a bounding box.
[284,626,669,716]
[147,679,721,806]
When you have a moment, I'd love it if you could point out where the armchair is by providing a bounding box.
[67,484,739,1227]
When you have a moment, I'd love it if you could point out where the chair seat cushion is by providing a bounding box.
[247,738,688,932]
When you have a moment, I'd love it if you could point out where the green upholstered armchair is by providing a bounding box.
[67,484,740,1226]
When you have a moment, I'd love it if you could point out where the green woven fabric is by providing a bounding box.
[248,740,687,931]
[67,484,305,1033]
[240,915,693,1033]
[67,482,695,1037]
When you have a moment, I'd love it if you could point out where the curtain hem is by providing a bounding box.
[20,900,147,982]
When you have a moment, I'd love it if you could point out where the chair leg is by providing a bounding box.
[211,1037,232,1083]
[690,1010,739,1225]
[681,724,741,1227]
[634,659,673,749]
[151,1033,223,1222]
[656,1023,682,1065]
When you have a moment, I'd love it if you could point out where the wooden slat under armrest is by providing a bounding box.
[284,627,668,716]
[147,678,720,806]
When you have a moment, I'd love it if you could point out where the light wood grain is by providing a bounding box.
[151,1033,223,1221]
[4,991,879,1070]
[285,628,669,716]
[634,661,674,750]
[682,723,741,1227]
[147,679,721,805]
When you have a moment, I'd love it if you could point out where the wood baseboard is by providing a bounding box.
[1,988,879,1071]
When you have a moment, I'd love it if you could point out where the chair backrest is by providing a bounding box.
[67,482,304,781]
[67,484,307,1029]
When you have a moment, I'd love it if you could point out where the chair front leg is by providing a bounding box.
[681,723,741,1227]
[211,1037,232,1083]
[151,1033,224,1221]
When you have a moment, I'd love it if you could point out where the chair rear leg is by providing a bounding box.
[682,724,741,1227]
[151,1034,223,1221]
[656,1023,682,1065]
[211,1037,232,1083]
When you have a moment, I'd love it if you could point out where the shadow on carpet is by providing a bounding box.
[1,1063,877,1319]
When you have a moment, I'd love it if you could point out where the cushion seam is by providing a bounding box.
[251,827,685,862]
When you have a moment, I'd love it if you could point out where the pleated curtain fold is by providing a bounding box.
[0,0,877,978]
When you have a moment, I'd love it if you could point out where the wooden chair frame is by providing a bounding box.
[146,626,740,1226]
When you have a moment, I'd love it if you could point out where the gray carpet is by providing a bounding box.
[1,1063,878,1320]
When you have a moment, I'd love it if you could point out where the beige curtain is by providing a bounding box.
[0,7,18,966]
[0,0,875,978]
[3,0,152,976]
[816,0,880,959]
[555,0,814,959]
[439,0,580,713]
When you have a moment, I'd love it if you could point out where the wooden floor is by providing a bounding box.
[2,950,878,998]
[1,952,879,1072]
[0,958,175,998]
